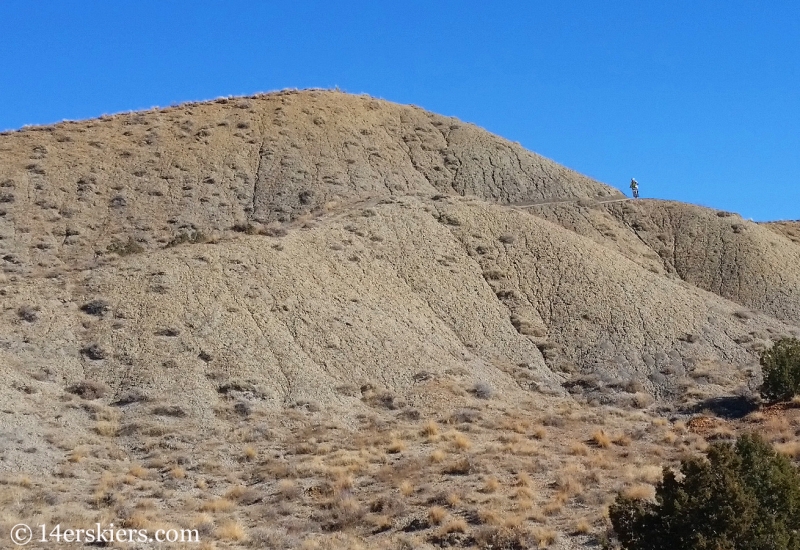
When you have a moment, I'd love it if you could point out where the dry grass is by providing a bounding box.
[428,506,447,525]
[574,517,592,534]
[482,476,500,493]
[398,480,414,496]
[123,511,150,529]
[515,486,534,500]
[515,471,533,487]
[532,526,558,547]
[216,520,246,541]
[452,432,471,451]
[421,420,439,438]
[278,479,301,499]
[16,476,32,488]
[68,447,88,463]
[622,483,656,501]
[95,420,119,437]
[569,442,590,456]
[387,438,407,454]
[332,472,354,493]
[128,464,149,479]
[225,485,248,500]
[591,429,612,448]
[478,508,502,526]
[532,426,548,439]
[662,431,678,444]
[5,358,765,549]
[543,500,563,516]
[430,449,446,463]
[441,517,468,534]
[443,457,472,475]
[630,464,663,484]
[775,441,800,458]
[370,514,392,532]
[517,498,535,513]
[199,498,236,512]
[613,433,633,446]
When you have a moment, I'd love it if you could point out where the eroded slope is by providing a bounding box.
[529,199,800,324]
[2,92,800,549]
[4,195,798,477]
[0,90,619,277]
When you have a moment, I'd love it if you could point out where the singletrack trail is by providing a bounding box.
[511,196,634,209]
[285,195,643,232]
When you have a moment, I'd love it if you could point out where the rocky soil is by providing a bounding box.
[0,90,798,549]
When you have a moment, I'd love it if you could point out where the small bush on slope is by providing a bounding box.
[761,337,800,402]
[609,433,800,550]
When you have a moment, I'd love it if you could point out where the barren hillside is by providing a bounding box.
[764,219,800,244]
[1,90,798,549]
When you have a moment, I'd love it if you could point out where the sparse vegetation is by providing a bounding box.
[471,381,493,400]
[79,344,107,360]
[16,305,39,322]
[3,90,800,550]
[591,429,612,449]
[498,233,515,244]
[166,229,208,247]
[107,237,144,255]
[67,380,108,400]
[80,299,110,316]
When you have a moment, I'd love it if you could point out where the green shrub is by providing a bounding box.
[609,433,800,550]
[760,337,800,402]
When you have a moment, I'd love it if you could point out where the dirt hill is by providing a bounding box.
[1,90,798,549]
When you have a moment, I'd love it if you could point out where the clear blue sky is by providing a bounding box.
[1,1,797,221]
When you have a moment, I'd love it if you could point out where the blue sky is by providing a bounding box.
[1,1,797,221]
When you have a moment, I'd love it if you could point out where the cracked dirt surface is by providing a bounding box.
[530,199,800,324]
[764,219,800,245]
[0,90,798,549]
[0,90,620,278]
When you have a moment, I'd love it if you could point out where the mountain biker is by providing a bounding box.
[630,178,639,198]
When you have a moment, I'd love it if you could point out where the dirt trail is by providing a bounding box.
[512,196,633,208]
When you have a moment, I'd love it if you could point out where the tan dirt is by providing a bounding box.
[0,90,798,549]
